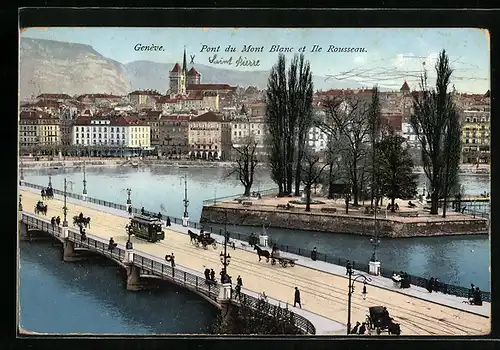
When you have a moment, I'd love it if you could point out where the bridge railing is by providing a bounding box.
[202,188,279,206]
[20,181,490,302]
[21,213,63,238]
[236,291,316,335]
[67,228,127,262]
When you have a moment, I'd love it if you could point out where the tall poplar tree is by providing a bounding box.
[410,50,462,215]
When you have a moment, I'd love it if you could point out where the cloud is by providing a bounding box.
[353,54,366,65]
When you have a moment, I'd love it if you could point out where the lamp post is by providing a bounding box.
[126,188,132,214]
[20,157,24,183]
[82,160,87,197]
[219,212,232,283]
[346,264,371,335]
[62,178,72,227]
[182,174,189,226]
[48,174,52,188]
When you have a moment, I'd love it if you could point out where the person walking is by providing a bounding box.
[210,269,216,282]
[294,287,301,308]
[311,247,317,261]
[351,321,361,335]
[362,282,367,300]
[170,253,175,268]
[237,275,243,288]
[346,260,351,275]
[204,268,210,283]
[166,216,171,227]
[358,322,366,335]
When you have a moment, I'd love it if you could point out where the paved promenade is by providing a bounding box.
[19,186,490,336]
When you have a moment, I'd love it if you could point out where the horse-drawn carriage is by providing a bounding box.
[73,213,91,228]
[34,201,48,215]
[41,187,54,200]
[365,306,401,335]
[128,214,165,243]
[188,230,217,249]
[254,244,298,267]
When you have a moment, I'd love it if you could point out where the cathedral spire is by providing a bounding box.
[182,46,187,74]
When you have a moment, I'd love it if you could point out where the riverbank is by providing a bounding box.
[19,157,490,175]
[200,195,489,238]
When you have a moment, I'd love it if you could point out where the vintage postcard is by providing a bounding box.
[18,26,490,336]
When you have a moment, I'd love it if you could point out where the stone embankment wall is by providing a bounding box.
[200,206,488,238]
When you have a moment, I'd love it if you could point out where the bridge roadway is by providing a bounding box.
[20,188,490,336]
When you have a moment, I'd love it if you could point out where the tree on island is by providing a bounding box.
[376,130,418,212]
[265,53,314,196]
[410,49,462,216]
[319,96,372,206]
[225,134,259,197]
[300,147,329,212]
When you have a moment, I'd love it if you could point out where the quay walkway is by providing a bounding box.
[19,185,490,336]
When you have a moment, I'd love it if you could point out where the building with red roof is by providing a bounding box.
[19,110,61,148]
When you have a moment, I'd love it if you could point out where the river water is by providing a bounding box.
[20,166,490,333]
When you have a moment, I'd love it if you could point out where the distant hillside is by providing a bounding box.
[19,37,372,99]
[19,38,132,100]
[124,60,365,92]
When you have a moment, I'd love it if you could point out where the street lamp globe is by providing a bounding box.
[226,253,231,264]
[220,251,224,264]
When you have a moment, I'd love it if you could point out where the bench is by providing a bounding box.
[242,201,252,207]
[321,207,337,213]
[399,211,419,217]
[277,204,293,210]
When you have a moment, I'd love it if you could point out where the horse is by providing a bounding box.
[254,245,270,262]
[46,187,54,199]
[83,217,91,228]
[188,230,199,244]
[35,202,47,216]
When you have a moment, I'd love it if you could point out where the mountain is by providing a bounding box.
[19,38,132,100]
[19,37,372,99]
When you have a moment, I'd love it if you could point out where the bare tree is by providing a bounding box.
[319,96,372,206]
[225,134,259,196]
[301,148,328,212]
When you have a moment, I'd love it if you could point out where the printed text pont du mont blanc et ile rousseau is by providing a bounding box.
[134,43,368,68]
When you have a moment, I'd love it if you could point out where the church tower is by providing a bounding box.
[168,47,188,96]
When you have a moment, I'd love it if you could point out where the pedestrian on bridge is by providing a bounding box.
[166,216,171,227]
[294,287,301,308]
[170,253,175,268]
[128,206,132,216]
[346,260,351,275]
[141,207,145,215]
[204,268,210,283]
[56,216,61,226]
[237,275,242,287]
[210,269,216,282]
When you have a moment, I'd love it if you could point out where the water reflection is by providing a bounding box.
[19,241,218,334]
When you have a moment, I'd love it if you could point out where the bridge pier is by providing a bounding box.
[63,239,87,262]
[126,264,151,291]
[216,283,238,333]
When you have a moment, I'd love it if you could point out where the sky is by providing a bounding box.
[21,27,490,93]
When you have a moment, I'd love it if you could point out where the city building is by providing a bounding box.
[380,112,403,134]
[461,108,490,164]
[230,114,268,160]
[72,115,151,156]
[159,114,192,157]
[19,110,61,151]
[128,90,162,109]
[76,94,124,106]
[138,110,162,148]
[307,126,328,153]
[188,111,231,160]
[158,92,219,113]
[36,93,73,101]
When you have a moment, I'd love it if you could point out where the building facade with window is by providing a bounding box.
[19,110,61,151]
[72,115,151,155]
[461,109,490,164]
[188,111,230,160]
[230,114,267,160]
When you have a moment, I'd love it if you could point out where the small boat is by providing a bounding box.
[131,162,139,168]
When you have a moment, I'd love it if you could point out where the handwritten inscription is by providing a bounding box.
[208,54,260,67]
